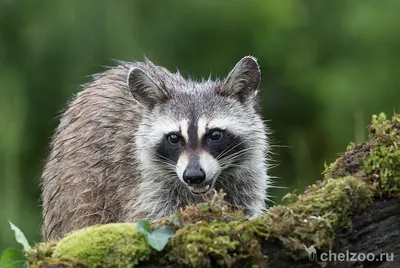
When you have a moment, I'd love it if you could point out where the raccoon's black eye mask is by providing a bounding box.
[165,129,225,147]
[156,129,246,164]
[202,130,245,160]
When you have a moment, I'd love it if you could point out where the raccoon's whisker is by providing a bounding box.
[219,146,259,162]
[218,139,250,159]
[152,160,175,169]
[151,160,176,171]
[270,144,291,148]
[151,156,174,164]
[154,153,174,162]
[153,153,176,165]
[153,158,175,166]
[222,145,260,157]
[218,148,261,169]
[220,163,243,169]
[216,139,248,160]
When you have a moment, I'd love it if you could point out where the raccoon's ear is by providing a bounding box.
[127,67,168,109]
[220,56,261,104]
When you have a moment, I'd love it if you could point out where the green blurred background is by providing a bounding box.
[1,0,400,251]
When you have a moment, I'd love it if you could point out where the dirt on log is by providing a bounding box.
[28,113,400,268]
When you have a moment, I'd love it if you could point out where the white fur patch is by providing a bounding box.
[197,116,208,140]
[180,119,189,143]
[207,117,247,135]
[198,150,221,184]
[150,118,180,140]
[176,153,189,182]
[176,150,221,186]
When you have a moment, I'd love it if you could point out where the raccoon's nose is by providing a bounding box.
[183,168,206,185]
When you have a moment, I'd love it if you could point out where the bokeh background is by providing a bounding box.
[1,0,400,251]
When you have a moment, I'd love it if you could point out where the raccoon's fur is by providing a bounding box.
[41,56,270,241]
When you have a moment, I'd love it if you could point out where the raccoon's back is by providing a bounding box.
[41,64,142,240]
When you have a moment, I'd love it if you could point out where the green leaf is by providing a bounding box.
[0,248,27,268]
[136,220,151,234]
[146,226,174,252]
[136,220,174,251]
[9,222,31,252]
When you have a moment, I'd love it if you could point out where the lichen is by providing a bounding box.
[28,113,400,267]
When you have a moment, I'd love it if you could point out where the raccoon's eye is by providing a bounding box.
[167,133,181,145]
[208,129,224,141]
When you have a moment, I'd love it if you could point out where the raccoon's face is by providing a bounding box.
[153,115,249,194]
[130,56,265,194]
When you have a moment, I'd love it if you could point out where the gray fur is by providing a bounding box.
[41,56,270,240]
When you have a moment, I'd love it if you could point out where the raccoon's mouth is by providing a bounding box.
[188,181,213,194]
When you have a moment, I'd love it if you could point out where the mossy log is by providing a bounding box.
[28,113,400,268]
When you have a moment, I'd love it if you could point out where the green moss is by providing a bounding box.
[52,223,152,267]
[30,257,87,268]
[28,241,86,268]
[29,240,57,260]
[153,191,264,267]
[265,176,376,255]
[163,174,378,266]
[28,113,400,267]
[324,113,400,197]
[364,113,400,198]
[165,215,264,267]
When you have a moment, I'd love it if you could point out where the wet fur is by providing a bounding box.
[41,57,270,240]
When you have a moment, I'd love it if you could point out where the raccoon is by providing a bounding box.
[41,56,270,241]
